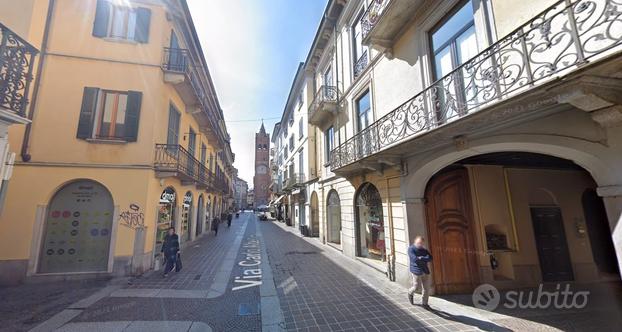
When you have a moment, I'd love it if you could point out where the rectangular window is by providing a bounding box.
[298,149,304,177]
[109,6,137,40]
[95,91,128,139]
[356,90,372,132]
[289,136,294,151]
[324,126,334,163]
[76,87,142,142]
[167,104,181,146]
[188,127,196,157]
[93,0,151,43]
[324,65,333,87]
[298,119,304,139]
[430,0,477,121]
[200,144,207,165]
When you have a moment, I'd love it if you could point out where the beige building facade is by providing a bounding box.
[272,0,622,293]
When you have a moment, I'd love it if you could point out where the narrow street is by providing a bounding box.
[9,213,486,331]
[2,213,620,331]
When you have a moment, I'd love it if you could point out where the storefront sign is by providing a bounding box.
[160,187,176,203]
[183,192,192,206]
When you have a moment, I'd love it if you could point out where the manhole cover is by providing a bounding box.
[194,274,202,280]
[238,303,260,316]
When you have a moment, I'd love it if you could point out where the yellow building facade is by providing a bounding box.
[0,0,235,285]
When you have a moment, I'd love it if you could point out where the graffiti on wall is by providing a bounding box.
[119,203,145,229]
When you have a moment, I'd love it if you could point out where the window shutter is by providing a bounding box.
[92,0,110,38]
[77,87,99,139]
[134,7,152,43]
[125,91,142,142]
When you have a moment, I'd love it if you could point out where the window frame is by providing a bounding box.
[324,126,334,166]
[167,103,181,146]
[355,89,372,133]
[94,89,129,140]
[107,4,137,40]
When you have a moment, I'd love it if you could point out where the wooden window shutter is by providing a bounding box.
[77,87,99,139]
[125,91,143,142]
[134,7,152,43]
[92,0,110,38]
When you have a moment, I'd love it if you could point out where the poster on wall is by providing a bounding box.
[39,181,114,273]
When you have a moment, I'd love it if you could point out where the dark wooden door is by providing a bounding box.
[425,168,479,294]
[530,207,574,282]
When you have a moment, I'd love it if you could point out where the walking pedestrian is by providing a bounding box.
[227,213,232,228]
[408,235,433,309]
[212,217,220,236]
[161,227,180,278]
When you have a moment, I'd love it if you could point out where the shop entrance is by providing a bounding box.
[310,192,319,237]
[355,183,386,261]
[196,195,204,236]
[182,191,193,241]
[327,190,341,245]
[157,187,176,254]
[39,180,114,274]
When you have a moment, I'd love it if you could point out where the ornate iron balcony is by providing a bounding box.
[154,144,215,189]
[309,85,339,126]
[361,0,391,41]
[0,22,38,118]
[353,50,369,79]
[331,0,622,171]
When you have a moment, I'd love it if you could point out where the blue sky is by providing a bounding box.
[187,0,328,185]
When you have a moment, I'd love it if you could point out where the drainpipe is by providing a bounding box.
[21,0,56,162]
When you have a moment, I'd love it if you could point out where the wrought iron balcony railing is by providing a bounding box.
[162,47,223,145]
[0,22,38,117]
[309,85,339,125]
[330,0,622,171]
[353,50,369,79]
[154,144,215,189]
[361,0,391,42]
[284,173,306,190]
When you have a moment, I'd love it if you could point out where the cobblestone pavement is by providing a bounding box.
[14,214,621,331]
[0,279,109,332]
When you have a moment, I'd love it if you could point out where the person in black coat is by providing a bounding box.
[161,227,180,277]
[227,213,232,228]
[212,217,220,236]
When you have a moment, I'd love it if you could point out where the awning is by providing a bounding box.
[272,195,285,204]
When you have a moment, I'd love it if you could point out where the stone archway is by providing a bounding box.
[354,183,386,261]
[39,180,114,274]
[411,148,622,293]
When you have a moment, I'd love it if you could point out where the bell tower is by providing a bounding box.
[253,123,270,207]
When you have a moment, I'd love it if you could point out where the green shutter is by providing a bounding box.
[93,0,110,38]
[77,87,99,139]
[134,7,151,43]
[125,91,142,142]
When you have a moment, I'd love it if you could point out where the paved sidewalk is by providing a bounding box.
[0,279,110,332]
[261,221,498,332]
[264,220,622,332]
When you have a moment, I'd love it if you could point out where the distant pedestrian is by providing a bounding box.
[408,236,432,309]
[227,213,232,228]
[212,217,220,236]
[161,227,180,278]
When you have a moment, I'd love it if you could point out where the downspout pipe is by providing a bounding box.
[21,0,56,162]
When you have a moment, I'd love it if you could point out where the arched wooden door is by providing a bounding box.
[310,192,319,237]
[425,168,479,294]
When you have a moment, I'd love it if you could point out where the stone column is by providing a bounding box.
[597,185,622,277]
